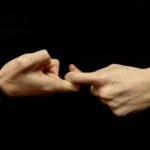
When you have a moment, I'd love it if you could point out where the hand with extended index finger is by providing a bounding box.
[0,50,79,97]
[65,64,150,116]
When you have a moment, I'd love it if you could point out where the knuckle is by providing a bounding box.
[99,88,111,99]
[112,109,125,117]
[41,49,49,56]
[41,50,50,59]
[36,49,50,61]
[108,63,119,68]
[99,86,116,99]
[54,59,60,65]
[107,101,118,109]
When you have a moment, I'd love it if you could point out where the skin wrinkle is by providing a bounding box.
[65,64,150,116]
[0,50,80,97]
[1,50,150,116]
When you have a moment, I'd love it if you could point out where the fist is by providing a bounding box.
[0,50,79,97]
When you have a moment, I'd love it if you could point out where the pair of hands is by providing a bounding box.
[1,50,150,116]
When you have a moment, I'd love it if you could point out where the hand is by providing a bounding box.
[0,50,79,97]
[65,64,150,116]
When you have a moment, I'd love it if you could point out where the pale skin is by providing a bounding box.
[0,50,79,97]
[65,64,150,116]
[1,50,150,117]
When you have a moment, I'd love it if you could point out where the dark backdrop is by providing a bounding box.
[0,0,150,141]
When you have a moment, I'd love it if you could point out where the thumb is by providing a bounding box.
[64,64,81,82]
[69,64,81,72]
[65,64,81,83]
[65,64,103,85]
[56,79,80,93]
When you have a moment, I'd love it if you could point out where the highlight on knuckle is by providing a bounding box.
[108,63,119,68]
[41,50,50,59]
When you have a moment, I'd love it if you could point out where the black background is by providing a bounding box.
[0,0,150,144]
